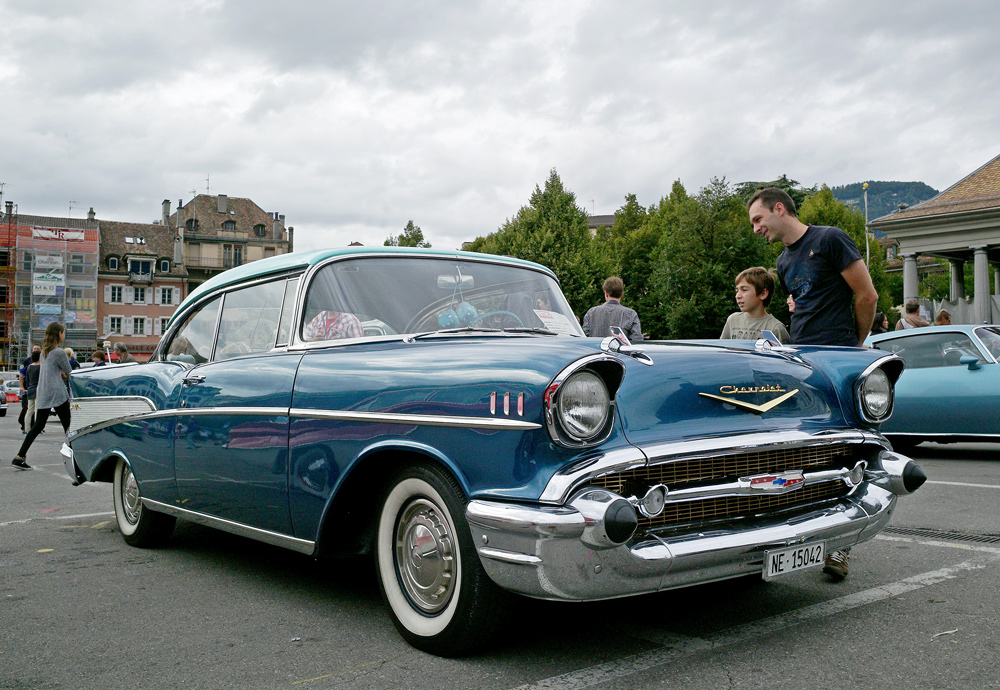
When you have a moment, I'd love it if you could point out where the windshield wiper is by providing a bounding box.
[403,326,502,342]
[501,327,558,335]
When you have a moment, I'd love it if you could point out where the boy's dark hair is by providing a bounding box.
[93,350,107,362]
[747,187,798,217]
[602,276,624,299]
[31,351,40,362]
[735,266,777,307]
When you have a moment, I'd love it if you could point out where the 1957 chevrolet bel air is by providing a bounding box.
[63,246,925,655]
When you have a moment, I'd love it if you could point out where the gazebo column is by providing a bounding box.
[902,254,919,302]
[973,246,990,324]
[949,259,966,301]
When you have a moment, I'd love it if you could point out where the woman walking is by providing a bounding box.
[12,322,73,470]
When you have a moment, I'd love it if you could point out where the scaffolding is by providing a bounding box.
[2,201,17,370]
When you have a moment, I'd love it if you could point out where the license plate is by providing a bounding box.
[763,542,825,580]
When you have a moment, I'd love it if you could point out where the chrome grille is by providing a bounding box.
[589,443,857,532]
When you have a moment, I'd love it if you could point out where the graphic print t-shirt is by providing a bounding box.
[776,225,862,347]
[720,312,790,343]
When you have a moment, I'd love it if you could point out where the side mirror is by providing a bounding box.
[960,355,982,370]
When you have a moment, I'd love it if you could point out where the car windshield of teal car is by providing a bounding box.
[301,257,584,340]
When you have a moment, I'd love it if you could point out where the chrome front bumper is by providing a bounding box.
[467,454,919,601]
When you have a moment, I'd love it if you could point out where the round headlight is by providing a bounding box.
[860,367,892,420]
[557,370,610,440]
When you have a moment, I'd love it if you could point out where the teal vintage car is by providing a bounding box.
[63,246,924,655]
[867,324,1000,450]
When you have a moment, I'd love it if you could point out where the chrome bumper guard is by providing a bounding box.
[466,450,921,601]
[60,443,84,485]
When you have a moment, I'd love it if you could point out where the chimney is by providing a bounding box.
[174,198,185,265]
[4,201,12,217]
[162,199,171,226]
[272,212,282,239]
[218,194,228,214]
[288,226,294,253]
[87,207,96,221]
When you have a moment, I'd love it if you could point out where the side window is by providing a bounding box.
[166,296,220,365]
[974,327,1000,360]
[301,266,365,342]
[875,332,985,369]
[215,280,285,359]
[276,277,300,347]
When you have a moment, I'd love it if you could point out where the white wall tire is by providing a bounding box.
[112,457,175,547]
[375,464,507,655]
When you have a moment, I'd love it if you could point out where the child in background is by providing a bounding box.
[720,266,790,344]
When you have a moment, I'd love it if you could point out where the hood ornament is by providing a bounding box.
[601,326,653,366]
[754,330,799,355]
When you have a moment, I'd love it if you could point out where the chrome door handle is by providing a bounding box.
[182,375,206,386]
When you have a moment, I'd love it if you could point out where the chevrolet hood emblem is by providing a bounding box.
[698,388,800,415]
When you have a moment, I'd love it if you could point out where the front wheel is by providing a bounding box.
[375,464,508,656]
[113,457,175,547]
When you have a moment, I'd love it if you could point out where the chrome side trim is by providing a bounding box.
[143,498,316,555]
[66,404,291,441]
[68,396,157,437]
[289,408,541,430]
[541,429,888,505]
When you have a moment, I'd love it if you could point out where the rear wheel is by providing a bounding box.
[113,457,175,547]
[375,463,507,656]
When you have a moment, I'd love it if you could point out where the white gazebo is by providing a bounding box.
[869,153,1000,324]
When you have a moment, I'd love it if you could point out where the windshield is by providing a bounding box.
[301,257,583,340]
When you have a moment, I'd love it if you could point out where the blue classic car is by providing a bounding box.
[63,247,925,655]
[866,324,1000,449]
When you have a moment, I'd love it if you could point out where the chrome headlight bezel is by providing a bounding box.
[855,356,903,424]
[545,355,624,448]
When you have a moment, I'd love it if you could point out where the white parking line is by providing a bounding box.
[0,511,114,528]
[511,558,992,690]
[926,480,1000,490]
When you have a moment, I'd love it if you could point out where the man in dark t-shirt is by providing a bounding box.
[747,187,878,581]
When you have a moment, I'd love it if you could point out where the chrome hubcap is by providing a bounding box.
[394,498,455,613]
[121,465,141,525]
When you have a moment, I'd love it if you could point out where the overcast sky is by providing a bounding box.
[2,1,998,251]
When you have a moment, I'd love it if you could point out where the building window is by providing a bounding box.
[134,287,146,304]
[223,244,243,268]
[264,247,275,258]
[108,257,119,270]
[160,259,170,272]
[133,317,145,336]
[186,218,199,231]
[222,220,236,231]
[110,316,123,334]
[160,287,173,305]
[21,251,33,270]
[110,286,123,303]
[160,317,171,334]
[254,224,267,237]
[129,259,152,276]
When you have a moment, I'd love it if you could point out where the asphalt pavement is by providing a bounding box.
[2,417,999,690]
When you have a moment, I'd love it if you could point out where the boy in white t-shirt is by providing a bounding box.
[720,266,790,343]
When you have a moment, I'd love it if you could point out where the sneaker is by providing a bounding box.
[823,549,850,579]
[11,457,32,470]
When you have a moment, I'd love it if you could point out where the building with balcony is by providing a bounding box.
[170,195,293,292]
[98,219,189,362]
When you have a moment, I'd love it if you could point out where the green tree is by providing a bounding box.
[385,220,430,247]
[650,178,774,339]
[467,169,610,318]
[736,174,818,213]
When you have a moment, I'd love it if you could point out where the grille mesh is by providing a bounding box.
[589,443,857,532]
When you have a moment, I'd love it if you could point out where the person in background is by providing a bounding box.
[934,309,952,326]
[720,266,790,343]
[748,186,878,581]
[12,322,73,470]
[92,350,108,366]
[65,347,81,370]
[786,294,796,313]
[582,276,643,342]
[114,342,136,363]
[870,312,890,335]
[23,350,41,434]
[895,300,930,330]
[17,344,41,433]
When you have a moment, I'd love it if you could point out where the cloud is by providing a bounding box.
[2,0,999,251]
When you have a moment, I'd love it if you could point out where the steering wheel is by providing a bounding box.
[469,310,525,328]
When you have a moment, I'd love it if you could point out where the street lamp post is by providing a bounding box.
[863,182,870,266]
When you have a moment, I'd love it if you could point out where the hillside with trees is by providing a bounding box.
[830,181,940,223]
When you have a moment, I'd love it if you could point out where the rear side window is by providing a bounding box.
[166,296,221,364]
[215,280,286,359]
